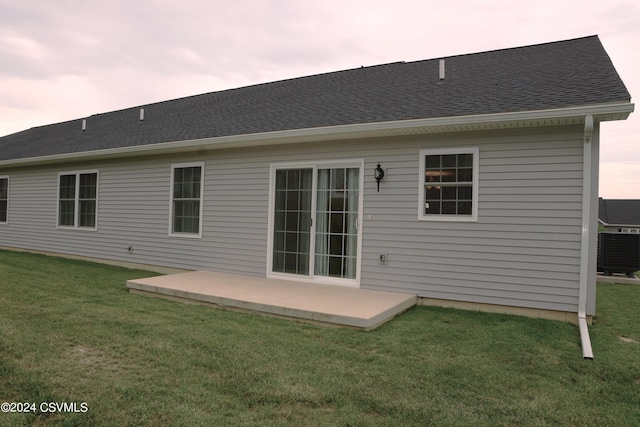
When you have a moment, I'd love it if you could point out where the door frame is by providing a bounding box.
[266,159,364,288]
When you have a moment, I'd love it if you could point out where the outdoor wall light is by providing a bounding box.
[374,163,385,192]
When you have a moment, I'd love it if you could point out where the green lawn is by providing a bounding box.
[0,250,639,426]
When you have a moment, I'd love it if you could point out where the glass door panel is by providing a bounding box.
[314,167,359,279]
[272,168,313,275]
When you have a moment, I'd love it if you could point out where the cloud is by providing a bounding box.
[1,0,638,195]
[600,162,640,198]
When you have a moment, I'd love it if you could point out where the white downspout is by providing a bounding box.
[578,115,594,360]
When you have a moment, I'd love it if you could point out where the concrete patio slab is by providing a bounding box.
[126,271,417,330]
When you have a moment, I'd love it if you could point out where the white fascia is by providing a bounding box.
[0,102,633,168]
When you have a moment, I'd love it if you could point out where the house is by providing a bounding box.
[0,36,633,357]
[599,198,640,233]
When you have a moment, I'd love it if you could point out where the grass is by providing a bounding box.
[0,250,639,426]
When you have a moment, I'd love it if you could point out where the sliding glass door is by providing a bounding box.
[270,163,362,285]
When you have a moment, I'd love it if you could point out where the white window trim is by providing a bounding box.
[418,147,479,222]
[169,162,205,238]
[0,175,8,225]
[56,170,99,230]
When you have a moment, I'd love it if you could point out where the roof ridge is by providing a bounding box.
[32,60,408,125]
[15,36,603,132]
[404,35,600,65]
[129,36,602,112]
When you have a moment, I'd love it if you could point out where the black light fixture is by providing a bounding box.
[374,163,385,192]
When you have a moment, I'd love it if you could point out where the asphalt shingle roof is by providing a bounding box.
[0,35,631,162]
[599,199,640,227]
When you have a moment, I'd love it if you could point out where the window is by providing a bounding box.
[0,176,8,224]
[57,171,99,229]
[621,228,639,234]
[418,147,479,221]
[170,163,204,237]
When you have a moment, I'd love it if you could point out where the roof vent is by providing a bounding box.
[439,59,445,80]
[82,119,87,131]
[139,108,145,121]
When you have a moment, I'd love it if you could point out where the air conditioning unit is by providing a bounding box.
[598,233,640,277]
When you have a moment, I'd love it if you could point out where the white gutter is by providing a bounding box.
[578,114,594,360]
[0,102,633,168]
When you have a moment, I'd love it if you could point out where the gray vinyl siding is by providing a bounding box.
[3,151,282,274]
[0,124,587,313]
[360,126,585,313]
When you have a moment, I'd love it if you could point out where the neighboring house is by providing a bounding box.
[0,36,633,338]
[599,198,640,233]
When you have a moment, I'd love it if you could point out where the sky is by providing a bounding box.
[1,0,638,198]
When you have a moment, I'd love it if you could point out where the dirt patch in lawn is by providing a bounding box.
[69,344,132,373]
